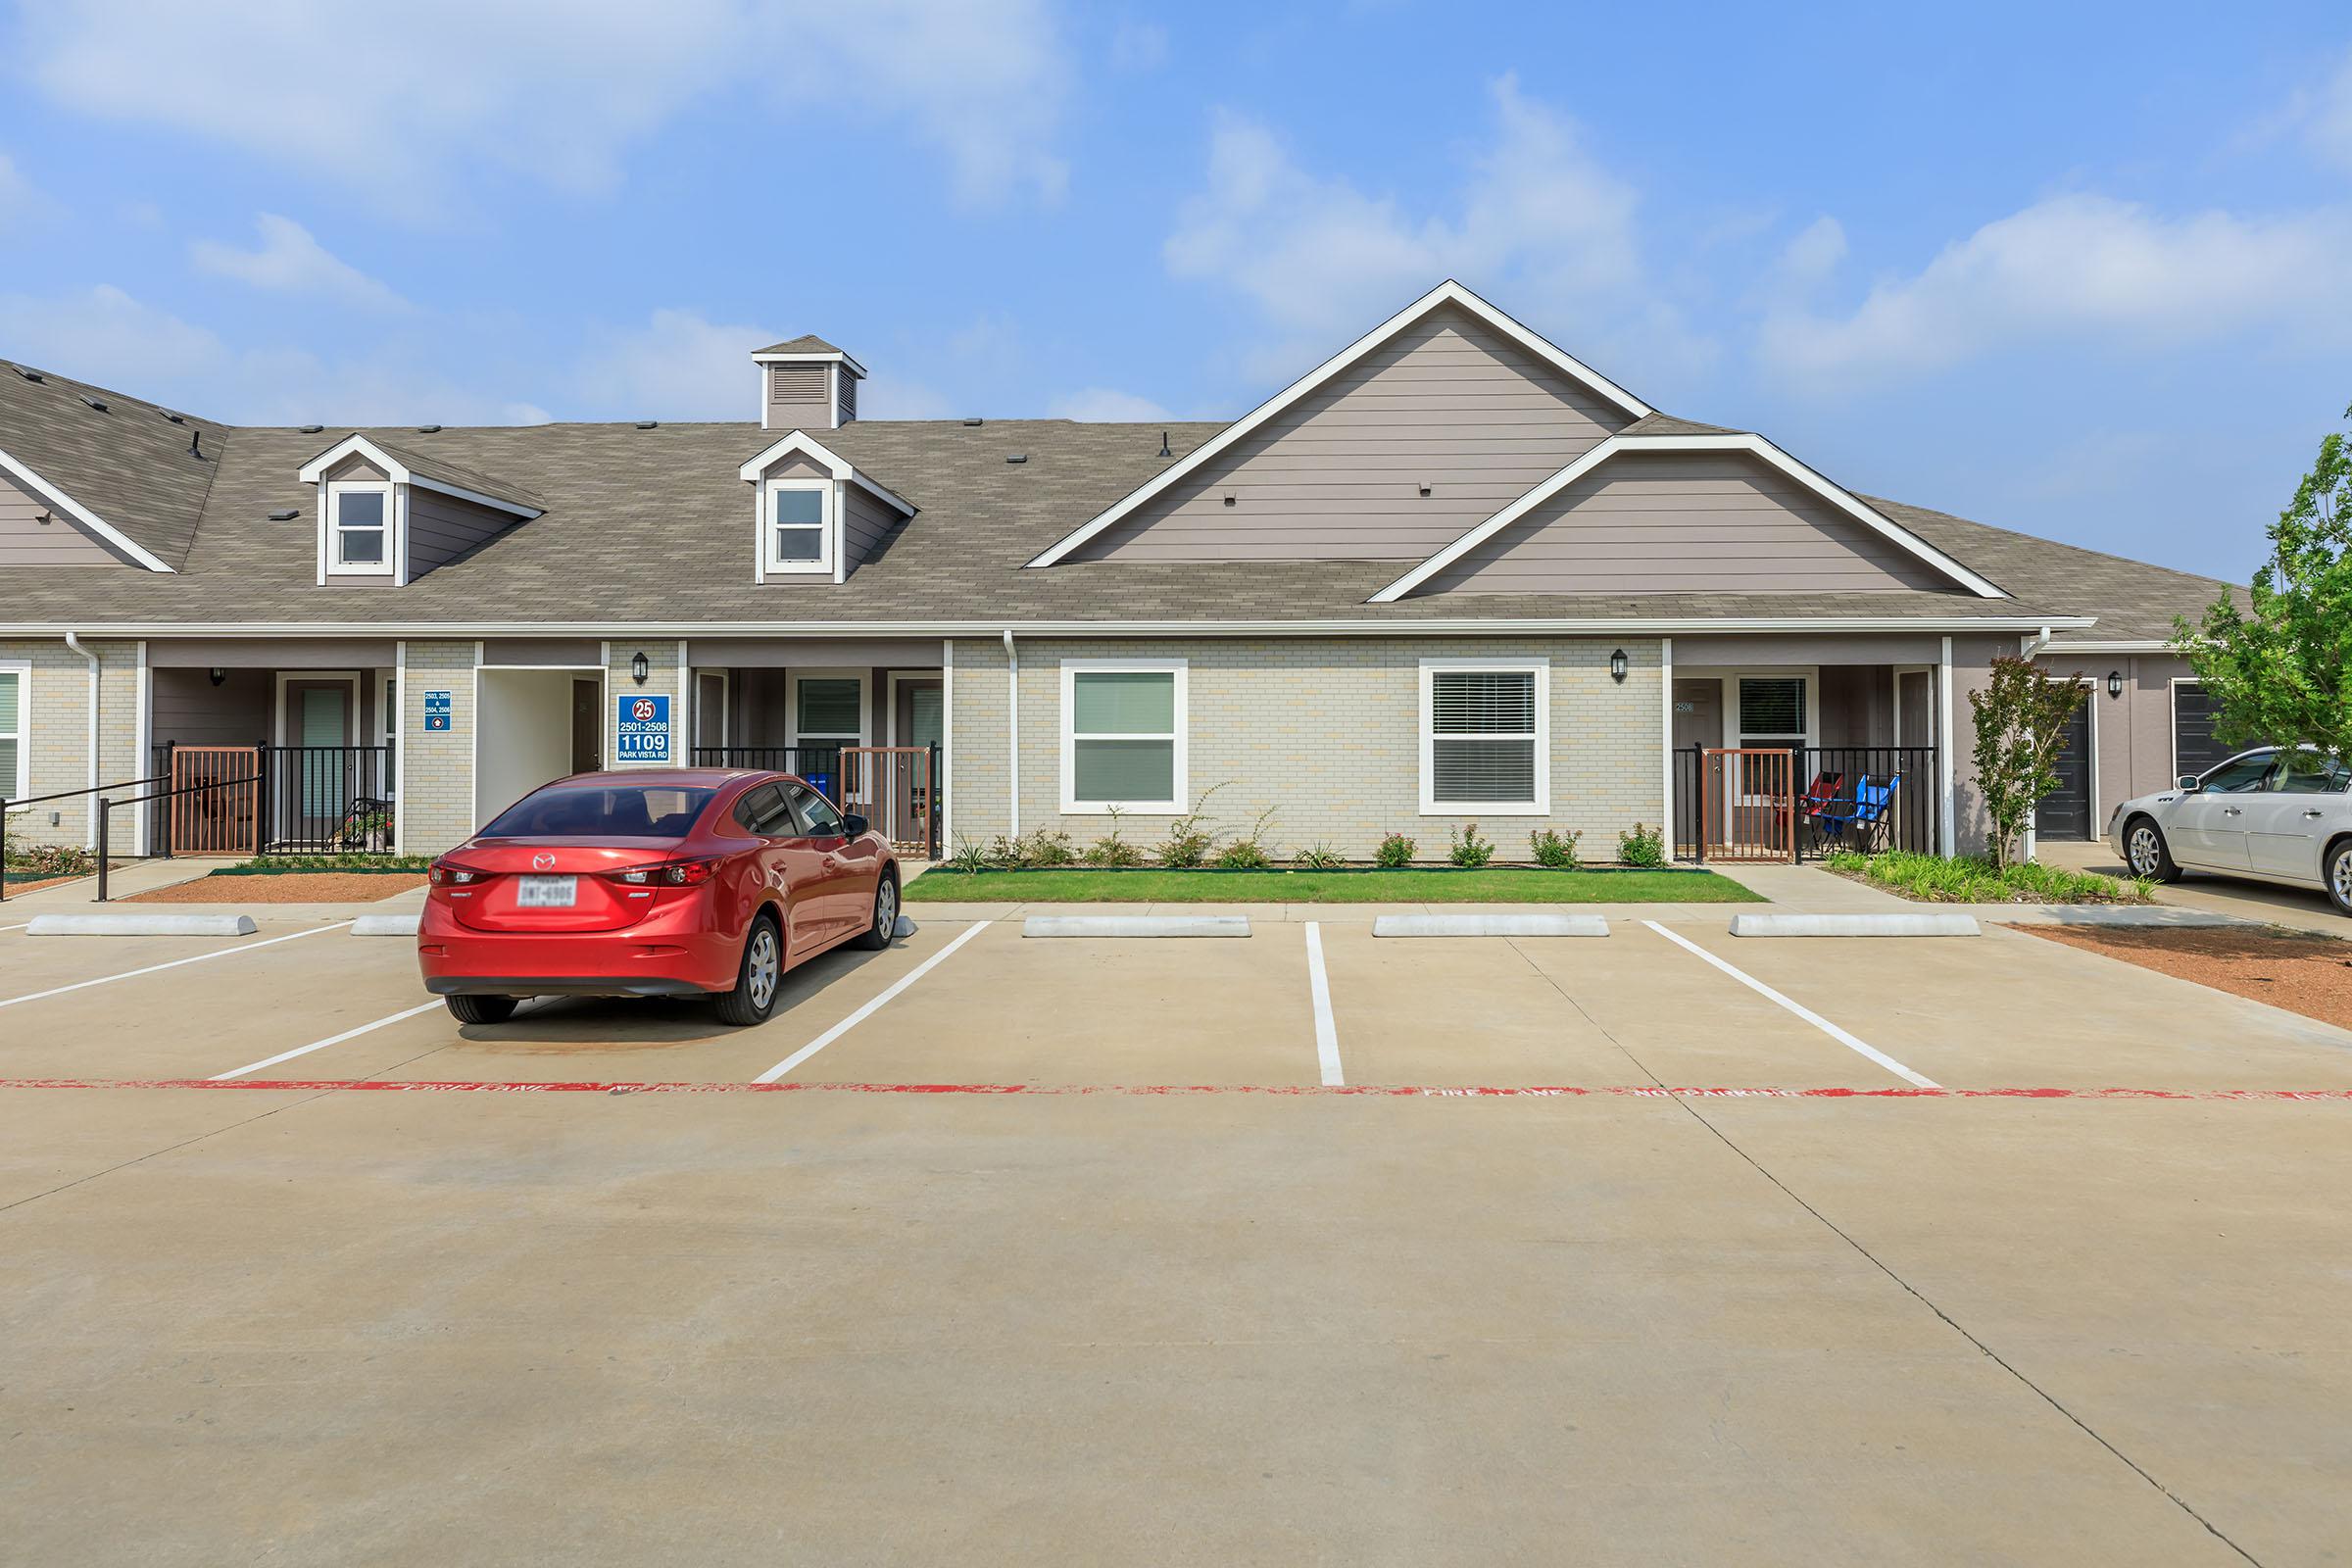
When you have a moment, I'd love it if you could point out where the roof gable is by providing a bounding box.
[736,429,915,515]
[1025,279,1652,567]
[0,361,223,571]
[297,433,545,517]
[1372,433,2008,602]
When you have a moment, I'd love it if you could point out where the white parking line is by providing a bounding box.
[754,920,992,1083]
[1303,922,1343,1086]
[1641,920,1939,1090]
[0,922,30,934]
[211,1000,446,1081]
[0,922,354,1010]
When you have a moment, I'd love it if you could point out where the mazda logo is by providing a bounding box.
[532,853,557,871]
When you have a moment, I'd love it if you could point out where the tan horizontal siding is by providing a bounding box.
[1076,304,1632,564]
[0,474,120,564]
[406,488,512,575]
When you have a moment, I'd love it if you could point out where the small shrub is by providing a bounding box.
[1616,822,1667,868]
[1156,782,1228,868]
[1214,839,1271,870]
[944,836,994,874]
[1447,822,1494,868]
[1022,829,1079,868]
[1085,808,1147,867]
[1374,832,1417,868]
[1528,827,1581,868]
[4,842,97,878]
[1292,841,1346,869]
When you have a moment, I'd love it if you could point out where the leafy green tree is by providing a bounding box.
[1968,656,2088,868]
[2176,402,2352,760]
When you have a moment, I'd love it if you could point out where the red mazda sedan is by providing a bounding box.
[417,769,900,1026]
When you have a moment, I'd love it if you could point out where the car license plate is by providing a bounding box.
[516,875,577,908]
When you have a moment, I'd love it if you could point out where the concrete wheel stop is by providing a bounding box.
[26,912,259,937]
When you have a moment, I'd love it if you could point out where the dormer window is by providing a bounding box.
[329,483,393,574]
[765,480,832,574]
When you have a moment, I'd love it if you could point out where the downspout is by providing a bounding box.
[2021,624,2053,659]
[1002,628,1019,837]
[65,632,99,850]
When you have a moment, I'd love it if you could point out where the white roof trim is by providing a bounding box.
[2038,640,2175,654]
[0,615,2097,639]
[751,349,870,377]
[295,434,543,519]
[1022,278,1654,568]
[736,430,914,515]
[0,442,175,572]
[1368,432,2009,603]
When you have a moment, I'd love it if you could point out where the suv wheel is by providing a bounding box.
[2328,839,2352,917]
[2124,816,2181,883]
[853,871,900,952]
[445,994,518,1025]
[714,914,783,1027]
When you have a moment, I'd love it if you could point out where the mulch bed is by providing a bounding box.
[2,875,84,897]
[2017,923,2352,1033]
[123,872,425,905]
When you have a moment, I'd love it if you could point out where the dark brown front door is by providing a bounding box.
[571,678,602,773]
[1672,678,1721,853]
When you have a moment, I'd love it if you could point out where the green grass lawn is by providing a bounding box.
[905,866,1761,904]
[1823,849,2153,905]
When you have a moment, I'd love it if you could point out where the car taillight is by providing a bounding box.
[608,858,716,887]
[429,862,485,887]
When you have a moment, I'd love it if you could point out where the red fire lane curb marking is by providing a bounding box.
[0,1077,2348,1101]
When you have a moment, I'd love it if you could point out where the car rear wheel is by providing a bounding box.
[445,994,518,1025]
[2124,816,2181,883]
[714,913,783,1027]
[2328,839,2352,917]
[853,871,900,952]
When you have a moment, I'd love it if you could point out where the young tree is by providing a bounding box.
[1968,656,2089,868]
[2175,402,2352,760]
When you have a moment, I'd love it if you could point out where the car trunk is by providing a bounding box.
[443,839,689,933]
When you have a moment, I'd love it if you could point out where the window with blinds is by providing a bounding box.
[1737,677,1806,747]
[768,363,826,402]
[1421,662,1546,812]
[1062,662,1185,811]
[796,678,862,741]
[0,666,22,800]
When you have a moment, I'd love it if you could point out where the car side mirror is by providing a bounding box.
[840,813,869,839]
[2176,775,2200,792]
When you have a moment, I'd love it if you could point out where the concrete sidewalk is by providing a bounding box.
[2038,838,2347,938]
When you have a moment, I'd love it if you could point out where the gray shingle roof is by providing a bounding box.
[331,433,547,513]
[0,359,228,568]
[752,334,844,356]
[0,372,2244,639]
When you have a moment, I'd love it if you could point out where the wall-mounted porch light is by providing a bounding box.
[630,652,651,686]
[2105,670,2124,700]
[1609,648,1629,683]
[208,667,227,687]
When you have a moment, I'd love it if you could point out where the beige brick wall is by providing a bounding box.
[2,637,142,852]
[396,640,478,856]
[607,640,683,768]
[947,636,1666,863]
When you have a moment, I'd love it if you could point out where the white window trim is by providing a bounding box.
[1060,658,1188,815]
[1728,668,1818,807]
[378,670,398,800]
[324,481,396,577]
[0,660,28,801]
[273,670,364,748]
[1418,657,1550,816]
[761,478,835,576]
[785,669,869,750]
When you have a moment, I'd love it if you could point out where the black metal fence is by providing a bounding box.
[1674,744,1939,862]
[150,742,394,855]
[691,745,847,800]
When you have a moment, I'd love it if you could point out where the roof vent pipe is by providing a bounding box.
[1157,430,1171,459]
[189,429,203,460]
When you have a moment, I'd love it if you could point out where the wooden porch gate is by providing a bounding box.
[168,746,260,855]
[838,746,936,855]
[1698,747,1795,862]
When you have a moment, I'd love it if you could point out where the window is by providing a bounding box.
[328,484,392,573]
[1420,661,1547,814]
[787,782,847,837]
[2271,752,2350,794]
[764,481,831,574]
[1738,677,1807,749]
[796,678,862,743]
[1061,660,1185,812]
[481,783,715,838]
[0,663,24,800]
[733,783,793,835]
[2197,751,2276,794]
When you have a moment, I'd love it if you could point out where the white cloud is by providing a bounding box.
[22,0,1071,214]
[573,308,777,420]
[1163,75,1708,385]
[1775,216,1847,289]
[190,214,407,309]
[0,152,34,218]
[1759,194,2352,379]
[1050,387,1171,421]
[2288,47,2352,173]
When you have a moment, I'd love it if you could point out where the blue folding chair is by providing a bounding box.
[1814,773,1900,852]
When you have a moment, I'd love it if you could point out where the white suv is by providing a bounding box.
[2108,748,2352,915]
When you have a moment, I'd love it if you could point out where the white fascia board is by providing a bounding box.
[1369,431,2009,603]
[1022,277,1654,569]
[297,433,541,518]
[750,349,870,378]
[0,442,175,572]
[2037,639,2173,654]
[0,614,2099,639]
[735,429,913,515]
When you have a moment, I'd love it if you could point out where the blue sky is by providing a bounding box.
[5,1,2351,583]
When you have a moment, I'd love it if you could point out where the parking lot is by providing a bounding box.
[5,913,2351,1563]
